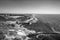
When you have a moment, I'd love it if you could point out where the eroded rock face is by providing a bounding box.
[0,14,60,40]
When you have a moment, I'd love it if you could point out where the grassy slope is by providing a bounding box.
[35,14,60,32]
[24,20,53,33]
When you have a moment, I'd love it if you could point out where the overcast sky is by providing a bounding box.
[0,0,60,14]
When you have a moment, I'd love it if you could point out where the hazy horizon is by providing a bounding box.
[0,0,60,14]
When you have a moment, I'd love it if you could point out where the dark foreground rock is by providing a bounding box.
[27,32,60,40]
[0,31,5,40]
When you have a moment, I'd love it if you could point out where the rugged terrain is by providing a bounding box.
[0,14,60,40]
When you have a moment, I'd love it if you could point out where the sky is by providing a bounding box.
[0,0,60,14]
